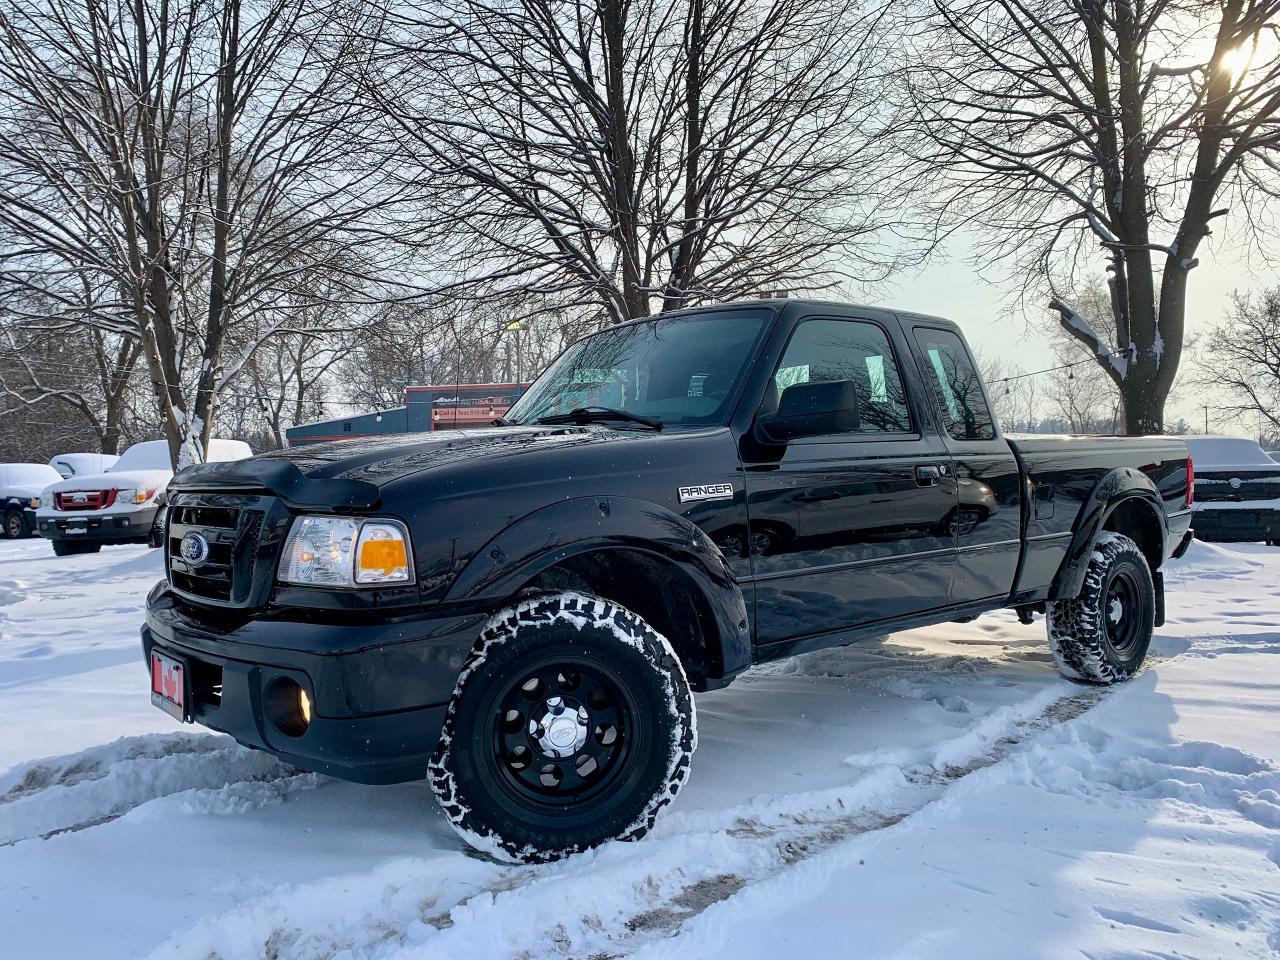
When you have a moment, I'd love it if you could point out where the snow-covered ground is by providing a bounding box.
[1,537,1277,959]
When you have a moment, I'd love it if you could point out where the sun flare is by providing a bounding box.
[1218,42,1258,79]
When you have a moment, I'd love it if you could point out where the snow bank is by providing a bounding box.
[0,732,310,845]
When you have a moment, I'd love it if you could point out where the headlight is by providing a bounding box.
[39,492,53,509]
[115,487,157,505]
[278,516,414,587]
[27,497,39,509]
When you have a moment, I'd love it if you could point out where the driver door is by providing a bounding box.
[743,315,959,645]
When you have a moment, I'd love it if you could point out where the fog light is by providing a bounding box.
[264,676,312,737]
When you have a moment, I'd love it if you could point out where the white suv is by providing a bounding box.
[37,439,252,556]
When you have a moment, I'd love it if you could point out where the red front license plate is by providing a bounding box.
[151,649,189,722]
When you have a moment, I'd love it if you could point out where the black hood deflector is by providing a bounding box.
[171,457,381,510]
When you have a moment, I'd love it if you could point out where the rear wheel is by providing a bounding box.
[52,540,101,557]
[429,592,696,863]
[4,510,24,539]
[1047,532,1154,684]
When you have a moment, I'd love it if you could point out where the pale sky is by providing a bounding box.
[868,228,1277,435]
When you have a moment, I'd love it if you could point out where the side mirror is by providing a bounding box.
[757,379,859,442]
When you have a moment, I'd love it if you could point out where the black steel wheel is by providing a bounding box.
[430,593,696,863]
[490,658,637,809]
[1048,532,1155,684]
[1101,566,1150,656]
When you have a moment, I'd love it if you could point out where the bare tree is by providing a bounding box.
[0,330,111,461]
[902,0,1280,434]
[1195,285,1280,437]
[0,0,410,465]
[233,320,349,450]
[337,298,585,413]
[0,282,141,453]
[1043,359,1124,434]
[978,353,1043,432]
[364,0,905,325]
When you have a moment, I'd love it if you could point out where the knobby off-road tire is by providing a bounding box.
[1047,532,1155,684]
[429,592,697,863]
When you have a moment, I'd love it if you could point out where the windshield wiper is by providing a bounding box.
[534,406,663,430]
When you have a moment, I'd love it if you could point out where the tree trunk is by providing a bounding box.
[600,0,646,322]
[663,0,703,313]
[192,0,242,458]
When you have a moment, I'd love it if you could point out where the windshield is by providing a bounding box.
[506,309,771,428]
[5,464,61,487]
[1184,437,1275,467]
[112,440,173,473]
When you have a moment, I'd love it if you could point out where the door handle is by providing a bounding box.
[915,464,942,486]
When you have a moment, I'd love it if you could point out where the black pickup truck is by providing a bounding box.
[142,300,1193,862]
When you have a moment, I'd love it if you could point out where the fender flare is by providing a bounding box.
[444,496,752,679]
[1050,467,1168,600]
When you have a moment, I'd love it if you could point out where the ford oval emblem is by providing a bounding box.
[180,532,209,565]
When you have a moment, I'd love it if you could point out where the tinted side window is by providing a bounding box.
[913,328,995,441]
[773,319,912,434]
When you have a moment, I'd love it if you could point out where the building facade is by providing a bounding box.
[285,382,529,446]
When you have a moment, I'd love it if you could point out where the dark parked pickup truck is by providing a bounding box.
[142,300,1193,861]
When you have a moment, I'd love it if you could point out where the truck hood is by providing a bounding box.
[6,483,49,499]
[171,426,643,510]
[46,469,172,493]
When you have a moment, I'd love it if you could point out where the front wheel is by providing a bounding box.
[429,592,696,863]
[1047,532,1154,684]
[4,510,25,539]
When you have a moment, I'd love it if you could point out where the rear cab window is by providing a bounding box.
[912,327,996,441]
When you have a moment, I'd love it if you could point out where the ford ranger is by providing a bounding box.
[141,300,1193,862]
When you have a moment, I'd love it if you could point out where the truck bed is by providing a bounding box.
[1006,434,1192,599]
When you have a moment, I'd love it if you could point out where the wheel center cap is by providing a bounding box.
[1109,598,1123,624]
[547,717,578,747]
[531,696,589,759]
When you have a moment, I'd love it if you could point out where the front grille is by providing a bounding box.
[166,492,284,609]
[171,504,239,528]
[1195,470,1280,503]
[55,489,116,511]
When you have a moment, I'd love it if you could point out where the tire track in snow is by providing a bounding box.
[146,680,1118,960]
[584,684,1112,960]
[0,731,317,846]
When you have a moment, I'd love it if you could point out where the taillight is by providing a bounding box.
[1186,457,1194,507]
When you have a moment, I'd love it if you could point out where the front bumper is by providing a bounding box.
[142,584,487,784]
[1191,506,1280,543]
[38,505,158,543]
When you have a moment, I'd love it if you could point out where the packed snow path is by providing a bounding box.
[0,538,1277,959]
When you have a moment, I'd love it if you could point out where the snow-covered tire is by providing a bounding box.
[1047,532,1154,684]
[428,592,697,863]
